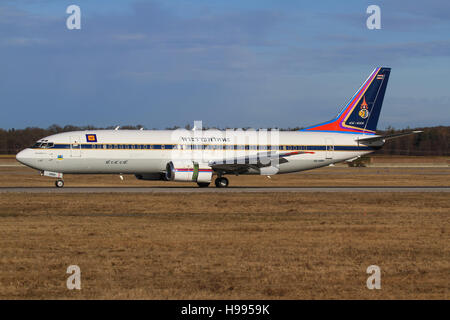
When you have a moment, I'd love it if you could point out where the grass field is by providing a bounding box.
[0,192,448,299]
[0,157,448,299]
[0,161,449,187]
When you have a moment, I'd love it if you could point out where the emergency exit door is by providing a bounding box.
[70,136,81,157]
[325,137,334,160]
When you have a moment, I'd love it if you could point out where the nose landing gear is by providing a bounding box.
[41,171,64,188]
[55,179,64,188]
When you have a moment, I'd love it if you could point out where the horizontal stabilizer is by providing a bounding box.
[356,131,423,144]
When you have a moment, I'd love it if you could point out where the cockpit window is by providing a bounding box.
[31,142,54,148]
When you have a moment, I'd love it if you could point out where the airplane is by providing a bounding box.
[16,67,421,188]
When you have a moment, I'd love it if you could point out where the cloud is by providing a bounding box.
[0,36,49,47]
[327,40,450,63]
[0,1,448,129]
[113,33,147,41]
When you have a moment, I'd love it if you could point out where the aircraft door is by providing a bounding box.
[70,136,82,157]
[325,137,334,160]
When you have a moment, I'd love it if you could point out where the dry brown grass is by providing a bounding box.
[371,155,449,164]
[0,192,448,299]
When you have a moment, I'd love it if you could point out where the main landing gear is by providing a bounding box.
[196,175,229,188]
[197,177,229,188]
[215,177,229,188]
[55,179,64,188]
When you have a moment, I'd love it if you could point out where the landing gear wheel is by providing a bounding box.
[55,179,64,188]
[215,177,229,188]
[197,182,210,188]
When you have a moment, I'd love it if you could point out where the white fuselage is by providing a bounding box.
[16,129,378,176]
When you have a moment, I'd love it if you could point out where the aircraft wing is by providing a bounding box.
[208,151,314,173]
[356,131,423,144]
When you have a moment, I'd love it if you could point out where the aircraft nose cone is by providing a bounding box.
[16,149,31,166]
[16,150,25,163]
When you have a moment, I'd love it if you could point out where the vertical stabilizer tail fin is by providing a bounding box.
[302,67,391,134]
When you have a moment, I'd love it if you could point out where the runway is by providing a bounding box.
[0,186,449,193]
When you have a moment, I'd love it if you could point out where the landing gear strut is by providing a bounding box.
[215,177,229,188]
[55,179,64,188]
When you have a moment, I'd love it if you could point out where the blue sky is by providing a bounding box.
[1,0,449,129]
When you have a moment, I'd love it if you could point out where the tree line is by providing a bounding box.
[0,124,448,156]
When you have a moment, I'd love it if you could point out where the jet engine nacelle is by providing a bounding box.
[166,160,212,183]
